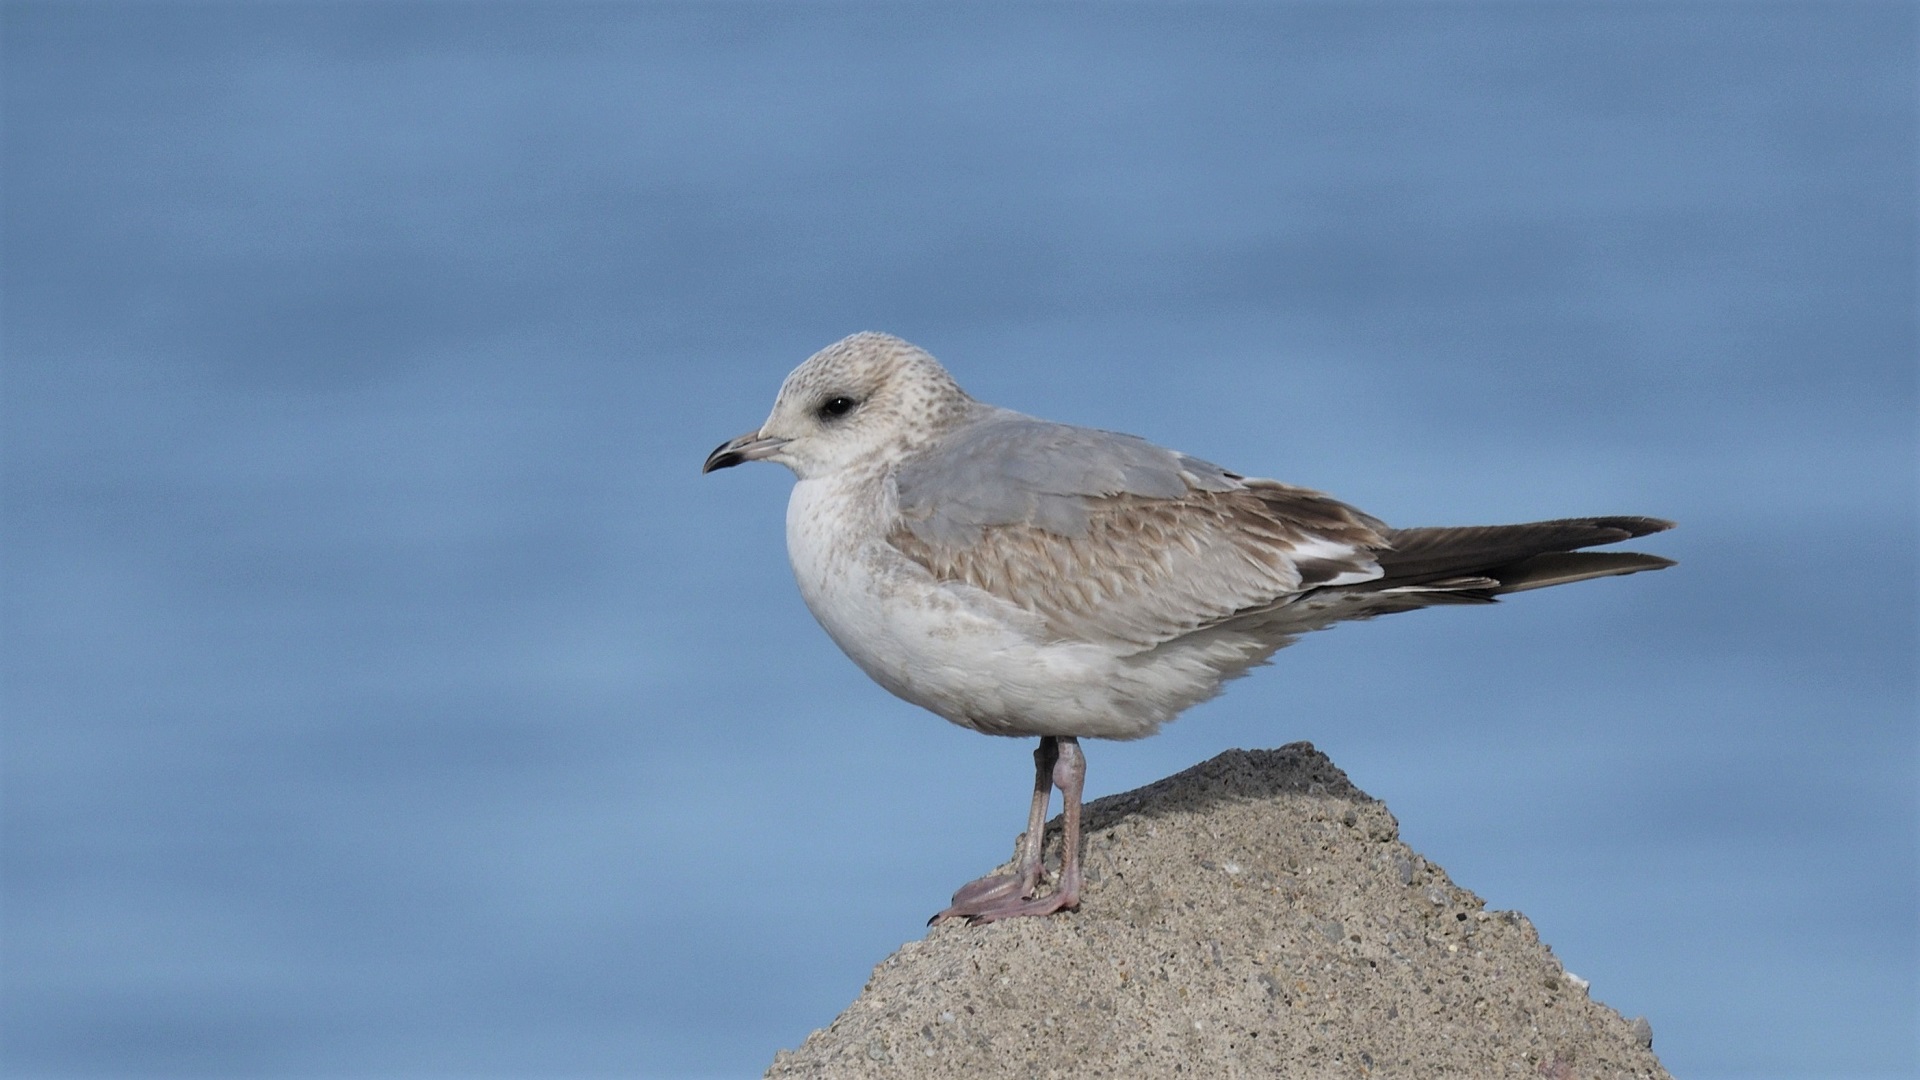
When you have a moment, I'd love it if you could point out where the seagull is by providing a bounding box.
[703,332,1673,924]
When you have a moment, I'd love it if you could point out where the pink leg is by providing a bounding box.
[937,737,1086,925]
[930,737,1058,923]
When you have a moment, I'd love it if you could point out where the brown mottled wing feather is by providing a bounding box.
[889,480,1389,650]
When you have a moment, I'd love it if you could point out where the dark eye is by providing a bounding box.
[816,395,858,420]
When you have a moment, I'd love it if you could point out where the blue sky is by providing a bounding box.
[4,3,1914,1078]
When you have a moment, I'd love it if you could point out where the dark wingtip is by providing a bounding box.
[1573,516,1676,543]
[1484,550,1678,594]
[1606,516,1676,538]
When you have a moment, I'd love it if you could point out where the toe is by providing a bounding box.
[964,888,1078,924]
[929,872,1028,924]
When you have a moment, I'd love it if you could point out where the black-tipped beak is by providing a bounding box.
[703,430,789,473]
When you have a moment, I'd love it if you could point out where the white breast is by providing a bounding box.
[782,472,1271,741]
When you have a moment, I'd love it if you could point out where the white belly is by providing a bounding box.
[784,475,1270,740]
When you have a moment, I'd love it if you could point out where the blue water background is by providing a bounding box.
[5,3,1914,1077]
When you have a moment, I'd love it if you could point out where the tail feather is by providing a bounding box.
[1374,516,1674,596]
[1215,516,1673,639]
[1481,550,1677,594]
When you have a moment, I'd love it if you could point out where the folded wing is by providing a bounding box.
[889,411,1390,649]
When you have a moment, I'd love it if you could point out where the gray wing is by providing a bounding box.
[890,411,1389,649]
[894,410,1241,546]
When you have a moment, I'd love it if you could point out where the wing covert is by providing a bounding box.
[888,412,1388,649]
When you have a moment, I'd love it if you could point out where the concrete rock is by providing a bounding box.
[767,744,1670,1080]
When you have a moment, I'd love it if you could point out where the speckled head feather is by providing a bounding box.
[755,332,981,479]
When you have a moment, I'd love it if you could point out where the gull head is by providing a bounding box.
[703,332,977,480]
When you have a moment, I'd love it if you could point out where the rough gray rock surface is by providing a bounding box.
[767,744,1669,1080]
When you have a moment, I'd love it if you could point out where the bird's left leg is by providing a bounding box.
[930,736,1058,924]
[953,736,1086,924]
